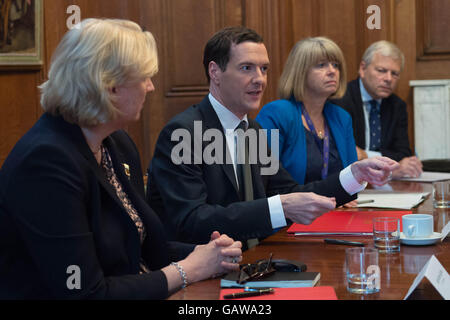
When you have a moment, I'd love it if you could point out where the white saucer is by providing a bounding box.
[400,232,442,246]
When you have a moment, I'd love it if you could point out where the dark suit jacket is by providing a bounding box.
[332,78,412,161]
[147,96,355,245]
[0,113,194,300]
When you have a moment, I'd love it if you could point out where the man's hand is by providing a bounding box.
[391,156,423,178]
[356,146,368,160]
[351,156,399,186]
[280,192,336,225]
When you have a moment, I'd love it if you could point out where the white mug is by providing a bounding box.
[402,214,433,238]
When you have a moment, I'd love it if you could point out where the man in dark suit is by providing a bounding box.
[148,27,398,248]
[332,41,422,178]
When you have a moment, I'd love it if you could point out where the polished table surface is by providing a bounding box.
[168,181,450,300]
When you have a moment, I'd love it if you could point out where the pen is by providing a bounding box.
[357,199,374,205]
[244,287,272,291]
[324,238,365,247]
[223,288,274,299]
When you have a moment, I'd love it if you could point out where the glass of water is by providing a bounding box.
[345,247,380,294]
[373,217,400,253]
[433,180,450,209]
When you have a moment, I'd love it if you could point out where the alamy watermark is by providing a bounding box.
[366,264,381,290]
[66,265,81,290]
[64,4,381,32]
[170,122,280,176]
[367,5,381,30]
[66,5,81,30]
[64,4,381,31]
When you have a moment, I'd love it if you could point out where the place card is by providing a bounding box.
[404,255,450,300]
[440,222,450,242]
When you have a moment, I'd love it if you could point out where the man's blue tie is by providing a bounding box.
[369,100,381,151]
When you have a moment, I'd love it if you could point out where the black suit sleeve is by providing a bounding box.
[379,99,412,161]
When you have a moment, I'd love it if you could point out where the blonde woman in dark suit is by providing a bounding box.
[0,18,241,300]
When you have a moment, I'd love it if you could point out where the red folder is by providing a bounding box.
[219,286,337,300]
[287,210,411,235]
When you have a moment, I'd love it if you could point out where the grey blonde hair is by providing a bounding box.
[361,40,405,71]
[278,37,347,101]
[40,18,158,126]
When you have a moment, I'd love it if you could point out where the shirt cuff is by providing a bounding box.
[339,165,367,195]
[366,150,382,158]
[267,195,287,229]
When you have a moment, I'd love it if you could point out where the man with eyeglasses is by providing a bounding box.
[333,41,422,179]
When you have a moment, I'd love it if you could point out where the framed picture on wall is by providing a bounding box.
[0,0,43,68]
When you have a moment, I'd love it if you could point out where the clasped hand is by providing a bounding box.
[181,231,242,283]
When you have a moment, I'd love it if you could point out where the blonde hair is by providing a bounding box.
[278,37,347,101]
[40,18,158,126]
[361,40,405,71]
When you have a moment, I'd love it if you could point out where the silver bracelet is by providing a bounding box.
[171,262,188,289]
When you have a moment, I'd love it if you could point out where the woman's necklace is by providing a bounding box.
[317,130,325,139]
[300,103,330,179]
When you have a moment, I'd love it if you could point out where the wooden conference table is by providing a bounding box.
[168,181,450,300]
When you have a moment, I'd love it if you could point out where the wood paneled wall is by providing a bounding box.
[1,0,449,169]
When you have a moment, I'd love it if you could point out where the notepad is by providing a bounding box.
[357,192,429,209]
[219,286,337,300]
[220,271,320,288]
[287,210,411,236]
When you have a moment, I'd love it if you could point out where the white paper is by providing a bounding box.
[441,222,450,242]
[357,192,429,210]
[404,255,450,300]
[394,171,450,183]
